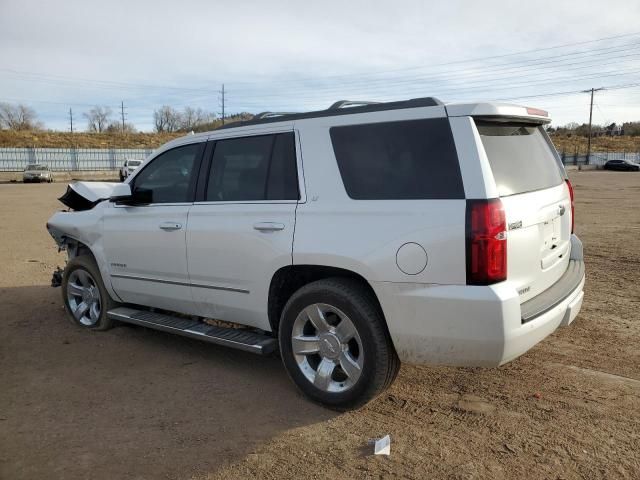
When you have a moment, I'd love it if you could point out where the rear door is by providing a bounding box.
[475,121,571,302]
[186,130,300,331]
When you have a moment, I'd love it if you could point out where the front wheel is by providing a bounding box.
[61,255,118,331]
[279,278,400,410]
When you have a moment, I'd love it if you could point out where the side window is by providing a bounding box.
[330,118,464,200]
[132,143,201,203]
[267,133,299,200]
[206,132,299,201]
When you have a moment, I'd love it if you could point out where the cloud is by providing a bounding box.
[1,0,639,130]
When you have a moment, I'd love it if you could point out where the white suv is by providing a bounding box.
[47,98,585,409]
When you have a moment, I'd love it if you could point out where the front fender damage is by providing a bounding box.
[47,185,111,291]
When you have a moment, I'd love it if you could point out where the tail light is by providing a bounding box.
[466,199,507,285]
[565,179,575,234]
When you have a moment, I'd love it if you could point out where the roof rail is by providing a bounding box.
[215,96,445,130]
[328,100,380,110]
[254,111,299,120]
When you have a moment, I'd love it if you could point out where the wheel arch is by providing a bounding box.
[267,264,389,335]
[57,235,123,303]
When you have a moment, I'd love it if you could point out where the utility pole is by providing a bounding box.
[220,84,225,125]
[69,108,74,134]
[582,87,604,164]
[120,100,126,133]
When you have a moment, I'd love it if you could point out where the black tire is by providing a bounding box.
[61,255,118,331]
[279,277,400,410]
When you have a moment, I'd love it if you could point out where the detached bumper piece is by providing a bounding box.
[107,307,277,355]
[520,259,585,324]
[51,267,64,287]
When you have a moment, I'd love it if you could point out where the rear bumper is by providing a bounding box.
[374,234,585,367]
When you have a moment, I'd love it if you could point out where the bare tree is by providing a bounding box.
[0,103,42,130]
[153,106,181,132]
[180,107,213,131]
[105,121,137,134]
[84,106,112,133]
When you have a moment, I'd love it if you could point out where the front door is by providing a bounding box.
[187,131,300,330]
[103,142,204,314]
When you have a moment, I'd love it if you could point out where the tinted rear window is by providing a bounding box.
[330,118,463,200]
[475,121,564,196]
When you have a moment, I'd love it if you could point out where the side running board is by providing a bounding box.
[107,307,277,355]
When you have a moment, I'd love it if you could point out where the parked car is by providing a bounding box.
[47,98,585,410]
[23,164,53,183]
[119,159,143,181]
[603,159,640,171]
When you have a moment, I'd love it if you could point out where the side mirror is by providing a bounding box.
[112,184,153,206]
[109,183,132,202]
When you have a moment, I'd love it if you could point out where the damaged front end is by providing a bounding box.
[47,181,121,289]
[58,181,122,211]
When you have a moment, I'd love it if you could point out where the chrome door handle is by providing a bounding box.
[159,222,182,231]
[253,222,285,232]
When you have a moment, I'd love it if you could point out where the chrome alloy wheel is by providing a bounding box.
[66,269,102,326]
[291,303,364,393]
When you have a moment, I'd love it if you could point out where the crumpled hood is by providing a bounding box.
[59,181,120,211]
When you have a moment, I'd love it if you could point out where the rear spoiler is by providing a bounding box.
[446,103,551,124]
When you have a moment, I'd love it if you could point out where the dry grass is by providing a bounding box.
[0,130,183,149]
[550,135,640,154]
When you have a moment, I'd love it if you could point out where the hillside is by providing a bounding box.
[0,130,183,149]
[550,135,640,154]
[1,129,639,153]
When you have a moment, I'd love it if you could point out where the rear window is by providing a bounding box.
[475,121,564,196]
[330,118,464,200]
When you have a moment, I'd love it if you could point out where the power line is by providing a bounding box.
[2,32,640,97]
[229,42,640,97]
[5,40,638,103]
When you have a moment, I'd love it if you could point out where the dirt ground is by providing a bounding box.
[0,171,638,480]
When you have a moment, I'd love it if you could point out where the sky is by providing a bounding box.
[1,0,640,132]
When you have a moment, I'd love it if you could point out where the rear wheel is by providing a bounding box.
[279,278,399,410]
[61,255,118,331]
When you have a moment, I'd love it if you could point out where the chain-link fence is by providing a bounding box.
[0,148,153,171]
[560,151,640,166]
[1,146,638,171]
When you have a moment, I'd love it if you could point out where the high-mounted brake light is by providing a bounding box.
[566,179,575,234]
[526,107,548,117]
[466,199,507,285]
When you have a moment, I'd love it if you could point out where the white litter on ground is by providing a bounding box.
[373,435,391,455]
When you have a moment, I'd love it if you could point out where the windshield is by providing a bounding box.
[25,164,48,171]
[475,121,564,197]
[128,160,142,167]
